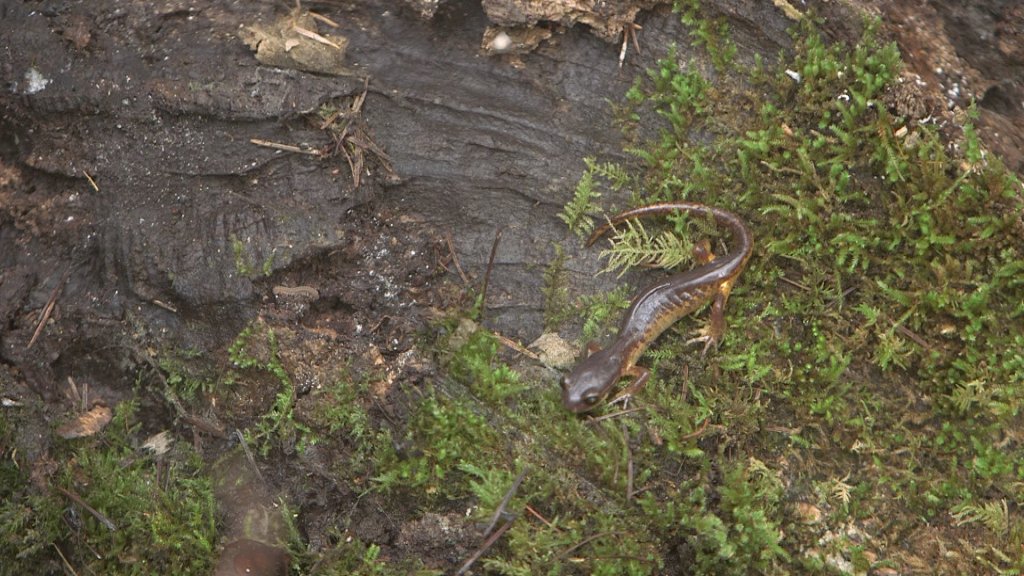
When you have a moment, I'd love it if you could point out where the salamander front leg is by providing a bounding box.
[608,365,650,407]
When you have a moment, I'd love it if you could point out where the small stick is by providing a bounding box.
[180,414,228,439]
[319,109,344,130]
[479,227,503,314]
[895,324,932,351]
[491,331,540,360]
[233,429,265,485]
[66,376,81,407]
[443,232,470,286]
[629,23,642,55]
[152,299,178,313]
[586,406,644,424]
[81,538,102,560]
[55,486,117,531]
[623,422,634,500]
[618,27,629,67]
[319,79,366,128]
[370,396,399,427]
[679,417,711,442]
[291,25,343,50]
[764,424,801,435]
[249,138,321,156]
[308,11,339,28]
[454,516,516,576]
[778,275,810,291]
[82,170,99,192]
[28,265,72,349]
[484,467,528,537]
[350,77,369,114]
[558,531,625,559]
[618,22,641,67]
[51,543,80,576]
[681,364,690,401]
[821,279,857,310]
[337,130,360,188]
[524,504,556,529]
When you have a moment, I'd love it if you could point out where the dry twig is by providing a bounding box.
[454,518,515,576]
[443,232,470,286]
[55,485,117,531]
[623,422,634,500]
[484,467,528,537]
[480,227,503,315]
[249,138,321,156]
[524,504,556,529]
[491,331,540,360]
[291,24,343,49]
[28,265,71,349]
[585,406,644,424]
[51,543,80,576]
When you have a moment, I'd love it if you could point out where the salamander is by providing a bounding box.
[561,202,753,413]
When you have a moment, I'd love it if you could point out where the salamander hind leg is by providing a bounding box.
[687,284,732,357]
[681,240,724,356]
[692,238,715,266]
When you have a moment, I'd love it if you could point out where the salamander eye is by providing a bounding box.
[560,376,569,390]
[583,394,600,406]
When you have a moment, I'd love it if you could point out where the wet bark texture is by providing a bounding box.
[0,1,791,388]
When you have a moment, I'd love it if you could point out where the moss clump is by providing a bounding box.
[230,321,315,455]
[0,401,217,576]
[560,11,1023,575]
[373,392,502,499]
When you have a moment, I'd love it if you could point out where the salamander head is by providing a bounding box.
[561,347,623,413]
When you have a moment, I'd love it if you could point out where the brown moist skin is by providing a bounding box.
[561,202,753,413]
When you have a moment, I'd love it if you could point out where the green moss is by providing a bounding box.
[284,509,442,576]
[159,354,221,403]
[555,10,1024,574]
[675,0,738,71]
[0,470,64,572]
[447,328,527,403]
[541,243,572,330]
[637,458,788,574]
[373,392,501,498]
[230,233,254,277]
[0,401,217,575]
[559,158,604,237]
[481,503,664,575]
[229,233,273,278]
[230,322,315,455]
[313,537,440,575]
[578,285,633,342]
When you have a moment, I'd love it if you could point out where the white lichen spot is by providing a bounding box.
[490,31,512,52]
[22,68,51,94]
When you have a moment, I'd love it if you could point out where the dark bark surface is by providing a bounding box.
[0,0,796,365]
